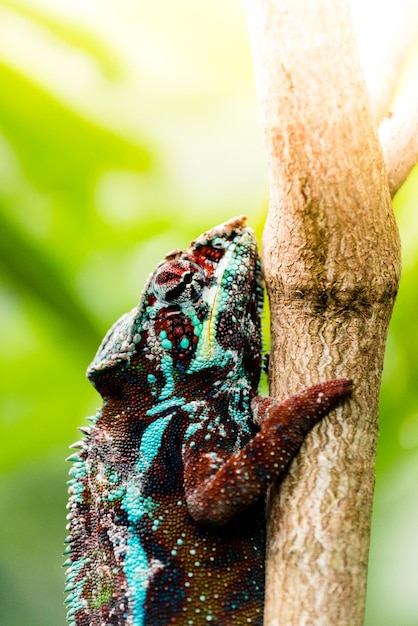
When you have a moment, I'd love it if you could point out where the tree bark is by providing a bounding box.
[244,1,401,625]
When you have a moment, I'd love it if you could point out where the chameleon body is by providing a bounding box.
[65,216,352,626]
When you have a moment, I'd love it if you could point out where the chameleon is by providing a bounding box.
[65,215,352,626]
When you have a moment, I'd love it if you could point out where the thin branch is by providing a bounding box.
[379,73,418,196]
[350,0,418,123]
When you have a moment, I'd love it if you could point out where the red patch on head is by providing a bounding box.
[154,308,198,363]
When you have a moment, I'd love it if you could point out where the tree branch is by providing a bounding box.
[350,0,418,124]
[379,73,418,196]
[244,0,401,624]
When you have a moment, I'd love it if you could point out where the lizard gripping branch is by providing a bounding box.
[65,217,352,626]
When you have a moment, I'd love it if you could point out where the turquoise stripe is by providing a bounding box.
[137,415,172,472]
[122,415,172,624]
[124,534,149,626]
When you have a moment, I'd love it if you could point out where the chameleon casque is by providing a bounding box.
[65,216,352,626]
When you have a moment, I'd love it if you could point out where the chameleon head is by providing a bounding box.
[88,216,264,397]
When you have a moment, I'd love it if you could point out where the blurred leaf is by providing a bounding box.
[0,209,101,354]
[0,56,157,318]
[1,0,121,79]
[0,60,152,206]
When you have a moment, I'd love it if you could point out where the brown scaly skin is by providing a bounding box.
[65,216,352,626]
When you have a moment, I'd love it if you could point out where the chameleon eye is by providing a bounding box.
[152,260,206,305]
[211,236,229,250]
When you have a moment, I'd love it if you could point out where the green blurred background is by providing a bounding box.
[0,1,417,624]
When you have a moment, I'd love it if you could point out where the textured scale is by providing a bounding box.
[65,216,352,626]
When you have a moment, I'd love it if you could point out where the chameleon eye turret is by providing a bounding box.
[152,260,206,305]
